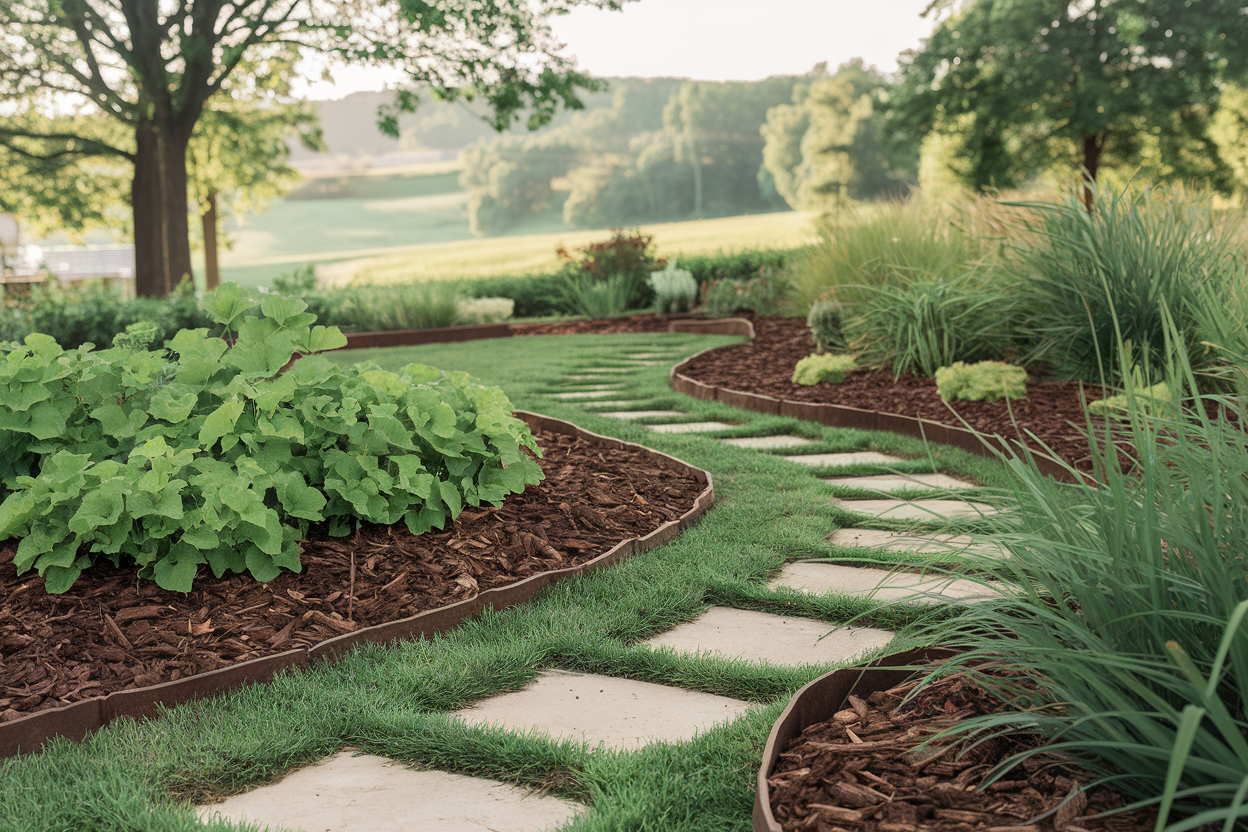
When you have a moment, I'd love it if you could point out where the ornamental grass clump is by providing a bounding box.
[648,261,698,314]
[918,318,1248,830]
[792,354,855,385]
[806,299,845,353]
[935,361,1027,403]
[0,283,544,594]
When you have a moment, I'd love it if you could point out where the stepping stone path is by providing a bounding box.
[822,473,975,493]
[549,390,622,400]
[643,607,893,667]
[721,434,815,449]
[649,421,735,434]
[197,751,583,832]
[582,367,636,373]
[453,670,754,751]
[770,563,1001,605]
[597,410,687,420]
[581,400,636,408]
[624,352,675,359]
[829,528,1005,558]
[783,451,904,467]
[834,498,1000,520]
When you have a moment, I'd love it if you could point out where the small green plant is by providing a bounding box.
[558,273,633,318]
[700,268,793,316]
[792,353,855,385]
[457,297,514,325]
[806,299,845,353]
[556,228,664,310]
[1087,375,1176,418]
[344,282,463,331]
[649,261,698,314]
[0,283,543,594]
[271,264,318,296]
[935,361,1027,403]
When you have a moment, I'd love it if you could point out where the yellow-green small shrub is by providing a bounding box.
[792,353,855,385]
[935,361,1027,402]
[1087,381,1176,418]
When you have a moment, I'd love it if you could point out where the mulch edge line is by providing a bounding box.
[670,347,1091,485]
[0,411,715,760]
[753,647,959,832]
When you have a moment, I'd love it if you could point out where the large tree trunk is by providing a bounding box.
[133,117,192,298]
[1081,132,1106,211]
[201,191,220,291]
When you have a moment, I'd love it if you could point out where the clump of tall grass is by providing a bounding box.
[1010,184,1244,384]
[918,318,1248,830]
[343,282,463,331]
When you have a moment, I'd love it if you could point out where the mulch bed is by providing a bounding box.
[0,427,702,720]
[678,316,1101,469]
[768,670,1159,832]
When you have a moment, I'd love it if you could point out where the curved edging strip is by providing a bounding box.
[338,322,513,351]
[0,412,714,759]
[753,647,957,832]
[671,347,1084,483]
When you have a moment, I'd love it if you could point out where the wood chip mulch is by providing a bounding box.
[768,670,1161,832]
[678,315,1102,469]
[0,428,703,720]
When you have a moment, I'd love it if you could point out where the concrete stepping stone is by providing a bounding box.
[549,390,622,400]
[625,352,674,359]
[649,421,735,434]
[770,563,1001,605]
[721,435,816,449]
[581,401,635,408]
[583,367,636,373]
[564,374,606,381]
[828,528,1006,558]
[643,607,893,667]
[597,410,687,419]
[823,473,975,494]
[197,751,583,832]
[783,451,903,467]
[454,670,753,752]
[834,499,999,520]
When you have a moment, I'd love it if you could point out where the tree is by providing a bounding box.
[0,0,628,297]
[892,0,1248,205]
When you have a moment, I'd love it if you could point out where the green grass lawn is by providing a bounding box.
[0,332,1013,831]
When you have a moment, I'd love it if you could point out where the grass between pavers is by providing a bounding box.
[0,332,1016,831]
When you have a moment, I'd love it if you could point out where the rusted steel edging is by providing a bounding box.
[336,322,512,351]
[753,647,958,832]
[0,412,714,759]
[670,347,1082,483]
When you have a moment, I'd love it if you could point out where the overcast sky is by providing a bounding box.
[295,0,940,99]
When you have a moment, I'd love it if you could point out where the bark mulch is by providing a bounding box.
[0,428,702,720]
[678,316,1101,469]
[769,670,1159,832]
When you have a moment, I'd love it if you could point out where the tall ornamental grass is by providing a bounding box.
[1010,185,1244,384]
[342,282,464,331]
[921,322,1248,831]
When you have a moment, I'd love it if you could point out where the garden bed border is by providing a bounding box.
[0,412,715,759]
[753,647,957,832]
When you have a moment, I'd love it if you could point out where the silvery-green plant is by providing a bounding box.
[648,261,698,314]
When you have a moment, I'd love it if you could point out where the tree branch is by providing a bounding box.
[0,129,134,162]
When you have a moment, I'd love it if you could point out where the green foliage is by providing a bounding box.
[1011,185,1242,383]
[700,268,794,317]
[648,261,697,314]
[806,299,844,353]
[0,283,543,594]
[934,361,1027,403]
[845,273,1015,378]
[457,297,514,325]
[556,228,665,311]
[454,272,568,318]
[1086,368,1176,417]
[341,283,464,332]
[557,273,633,319]
[675,249,794,288]
[271,265,319,296]
[791,353,855,386]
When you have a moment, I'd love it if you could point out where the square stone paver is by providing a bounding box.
[770,563,1002,604]
[583,367,636,373]
[783,452,904,467]
[833,499,1000,520]
[597,410,687,420]
[649,421,736,434]
[549,390,622,400]
[581,401,635,408]
[720,435,816,450]
[453,670,754,751]
[624,352,673,359]
[643,607,893,667]
[822,473,975,494]
[564,374,606,381]
[197,751,583,832]
[828,528,1006,558]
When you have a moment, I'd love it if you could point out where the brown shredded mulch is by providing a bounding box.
[678,316,1101,469]
[769,671,1160,832]
[0,428,702,720]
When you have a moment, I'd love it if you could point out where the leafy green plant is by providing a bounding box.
[270,264,319,296]
[806,299,845,353]
[0,283,543,594]
[844,273,1014,377]
[558,273,633,318]
[556,228,665,310]
[700,268,794,316]
[792,353,855,385]
[649,261,698,314]
[934,361,1027,403]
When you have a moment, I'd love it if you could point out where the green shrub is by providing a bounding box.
[844,273,1014,377]
[806,299,845,353]
[649,261,698,314]
[557,273,633,318]
[343,282,463,331]
[792,353,855,385]
[456,272,567,318]
[0,283,543,594]
[934,361,1027,403]
[457,297,514,324]
[16,278,213,349]
[700,268,793,316]
[1087,380,1176,418]
[270,264,318,296]
[677,249,794,288]
[556,228,664,310]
